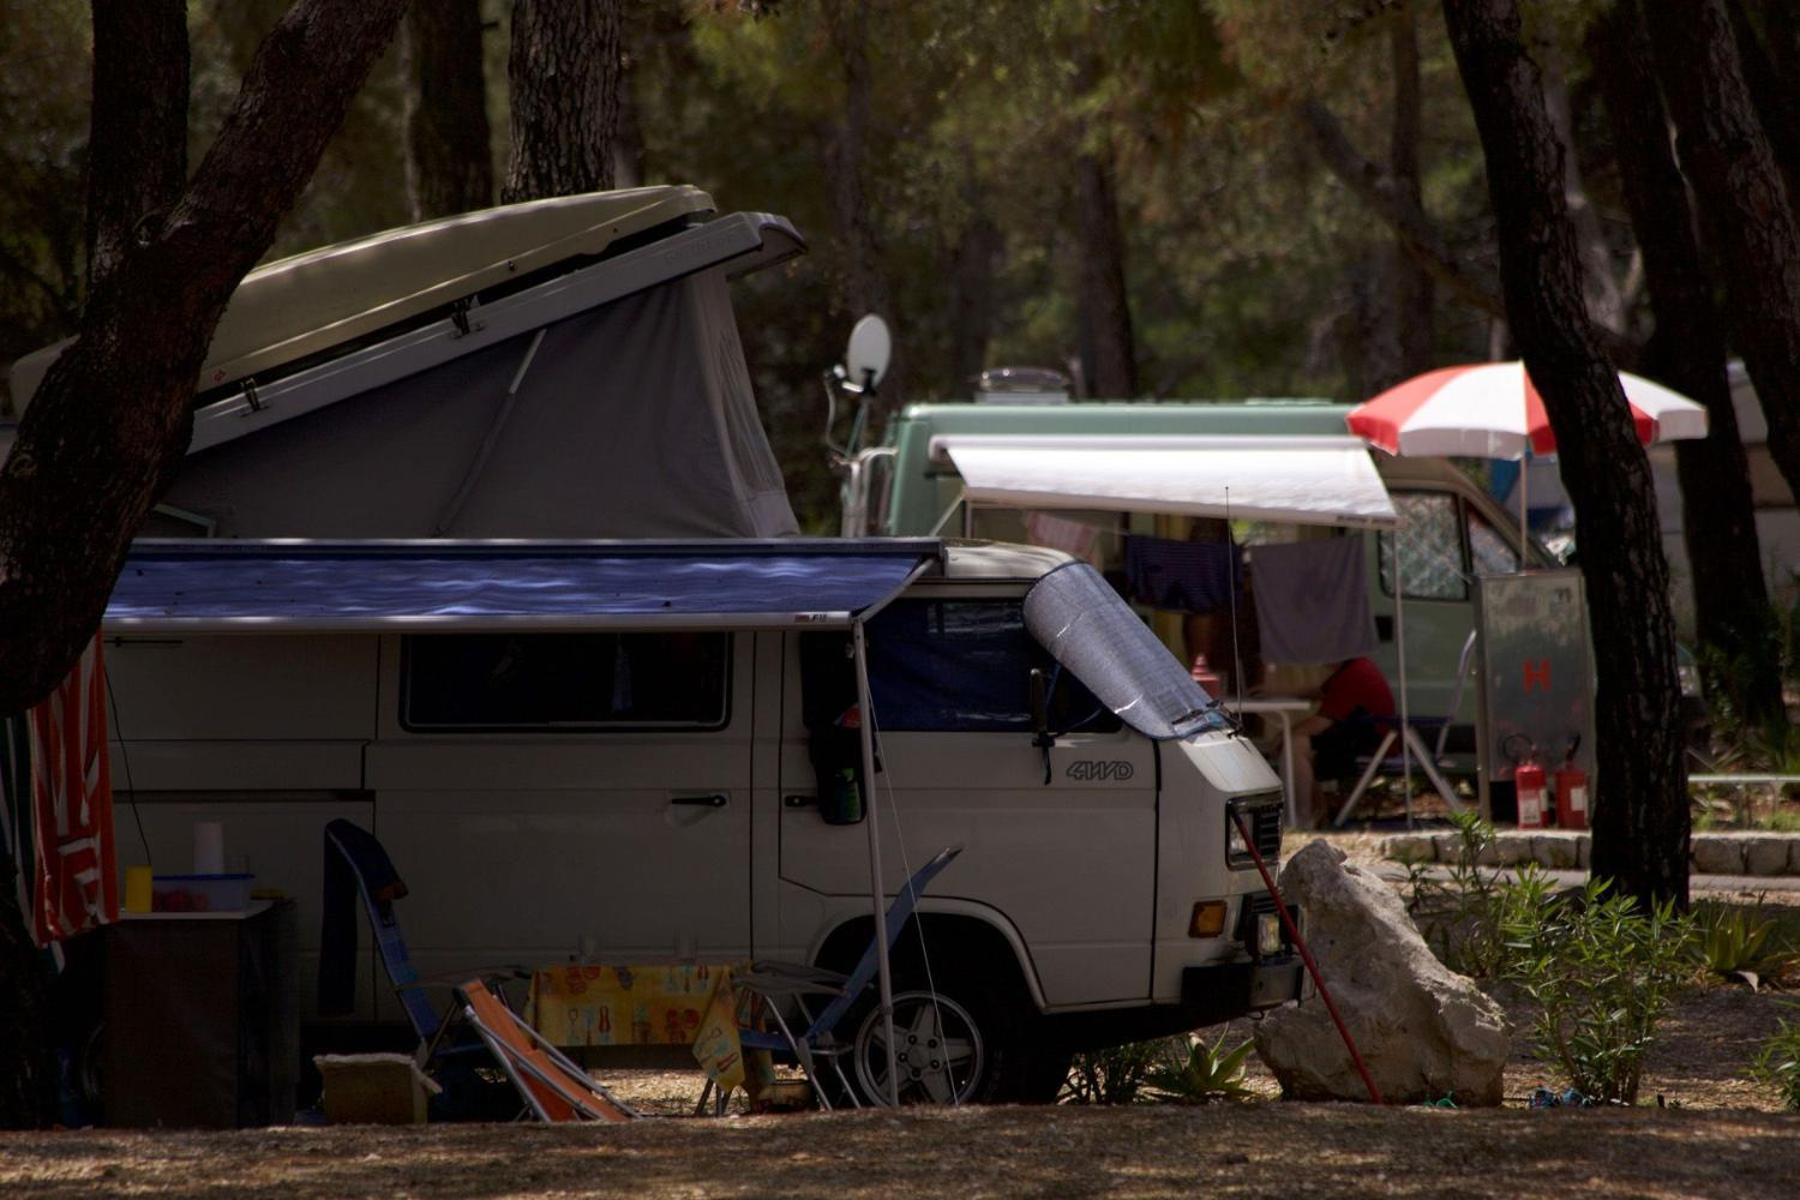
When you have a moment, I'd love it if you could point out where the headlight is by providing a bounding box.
[1226,796,1280,867]
[1227,818,1251,862]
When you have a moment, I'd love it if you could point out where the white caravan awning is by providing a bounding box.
[931,435,1399,530]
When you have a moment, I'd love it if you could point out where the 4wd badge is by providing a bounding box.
[1066,760,1135,782]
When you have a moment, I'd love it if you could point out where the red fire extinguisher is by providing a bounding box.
[1505,734,1548,830]
[1554,734,1589,831]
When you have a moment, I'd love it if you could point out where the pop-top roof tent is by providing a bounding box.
[928,434,1399,530]
[10,186,806,540]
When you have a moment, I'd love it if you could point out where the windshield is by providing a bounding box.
[1022,562,1231,741]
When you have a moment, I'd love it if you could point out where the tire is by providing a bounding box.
[829,947,1053,1107]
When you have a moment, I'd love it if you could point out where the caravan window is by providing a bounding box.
[401,633,729,731]
[1467,506,1520,576]
[1378,492,1467,602]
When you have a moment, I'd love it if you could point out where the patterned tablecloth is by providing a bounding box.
[528,962,768,1095]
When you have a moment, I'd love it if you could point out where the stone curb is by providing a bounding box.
[1380,830,1800,877]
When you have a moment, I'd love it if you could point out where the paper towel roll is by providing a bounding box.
[194,821,225,875]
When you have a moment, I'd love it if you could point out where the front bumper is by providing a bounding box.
[1039,958,1304,1052]
[1183,956,1303,1016]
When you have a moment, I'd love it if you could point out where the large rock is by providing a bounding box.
[1253,839,1510,1106]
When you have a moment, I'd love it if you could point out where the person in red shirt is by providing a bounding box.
[1292,657,1396,828]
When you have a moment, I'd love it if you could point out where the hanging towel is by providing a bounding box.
[1025,512,1103,566]
[1251,536,1378,665]
[0,636,120,946]
[1123,536,1240,613]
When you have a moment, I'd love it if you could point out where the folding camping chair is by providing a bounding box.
[322,818,530,1046]
[1333,630,1476,825]
[321,819,529,1118]
[455,979,640,1122]
[730,844,963,1110]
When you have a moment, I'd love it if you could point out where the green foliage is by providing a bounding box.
[1403,810,1545,980]
[1066,1030,1256,1105]
[1692,903,1798,990]
[1503,879,1694,1106]
[1142,1030,1255,1104]
[1752,1009,1800,1111]
[1063,1038,1165,1106]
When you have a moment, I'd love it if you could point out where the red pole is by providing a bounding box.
[1232,811,1384,1105]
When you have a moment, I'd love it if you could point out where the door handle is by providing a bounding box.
[671,794,728,808]
[783,794,816,809]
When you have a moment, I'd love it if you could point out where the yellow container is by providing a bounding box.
[123,866,153,914]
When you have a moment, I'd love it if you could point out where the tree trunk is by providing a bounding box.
[1726,0,1800,223]
[1443,0,1688,908]
[612,41,645,189]
[1537,37,1627,335]
[1590,1,1782,728]
[403,0,494,221]
[0,0,407,1131]
[823,0,901,409]
[1300,96,1508,325]
[1645,0,1800,528]
[6,0,193,1130]
[1073,142,1137,398]
[1386,1,1434,381]
[84,0,188,293]
[502,0,622,203]
[949,212,1002,393]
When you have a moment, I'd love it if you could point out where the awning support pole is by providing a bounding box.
[1392,525,1414,828]
[851,619,901,1105]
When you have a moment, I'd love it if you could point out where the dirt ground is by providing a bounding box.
[6,832,1794,1199]
[4,978,1795,1200]
[4,1102,1797,1199]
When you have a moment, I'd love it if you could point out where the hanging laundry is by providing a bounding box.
[1123,535,1241,613]
[1250,536,1377,665]
[0,636,119,946]
[1024,512,1103,566]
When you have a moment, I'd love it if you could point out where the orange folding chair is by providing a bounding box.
[457,980,639,1123]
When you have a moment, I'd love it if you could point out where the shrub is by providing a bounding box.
[1063,1039,1166,1105]
[1142,1031,1255,1104]
[1504,879,1694,1105]
[1403,810,1545,980]
[1752,1011,1800,1111]
[1692,903,1798,990]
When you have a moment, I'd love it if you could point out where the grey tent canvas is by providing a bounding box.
[158,270,797,539]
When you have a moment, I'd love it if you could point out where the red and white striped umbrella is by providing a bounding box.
[1346,361,1709,460]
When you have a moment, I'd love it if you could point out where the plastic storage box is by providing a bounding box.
[151,872,254,913]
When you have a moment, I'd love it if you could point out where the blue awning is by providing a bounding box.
[104,539,942,632]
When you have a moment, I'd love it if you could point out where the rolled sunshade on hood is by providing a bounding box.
[1023,561,1232,741]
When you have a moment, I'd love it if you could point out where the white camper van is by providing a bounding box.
[102,538,1299,1104]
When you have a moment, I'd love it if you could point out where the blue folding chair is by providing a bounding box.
[321,819,455,1043]
[735,845,963,1109]
[320,819,526,1117]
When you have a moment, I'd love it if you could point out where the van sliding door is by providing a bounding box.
[367,631,753,990]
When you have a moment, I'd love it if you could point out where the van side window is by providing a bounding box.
[1378,492,1467,601]
[401,633,730,730]
[1467,506,1520,576]
[808,600,1118,734]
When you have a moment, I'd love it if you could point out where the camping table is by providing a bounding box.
[1228,698,1314,827]
[103,899,299,1128]
[526,962,770,1099]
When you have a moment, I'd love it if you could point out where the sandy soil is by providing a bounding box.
[6,833,1793,1198]
[4,1102,1797,1199]
[4,978,1795,1199]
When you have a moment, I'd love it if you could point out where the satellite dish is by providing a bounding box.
[844,314,892,391]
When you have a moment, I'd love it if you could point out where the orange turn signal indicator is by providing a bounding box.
[1188,900,1228,938]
